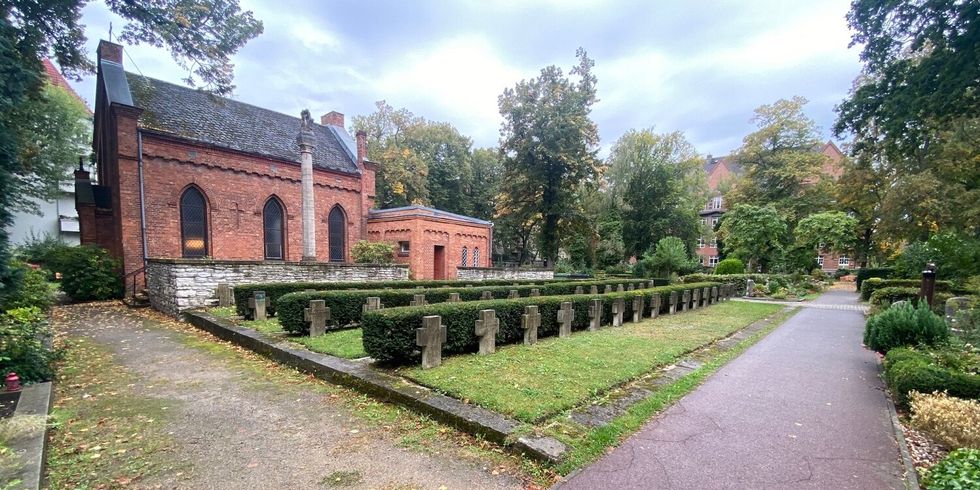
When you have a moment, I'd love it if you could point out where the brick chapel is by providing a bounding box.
[78,40,491,288]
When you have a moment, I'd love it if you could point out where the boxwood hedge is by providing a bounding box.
[883,347,980,408]
[681,273,782,294]
[860,278,952,301]
[232,277,562,317]
[360,281,723,364]
[855,267,893,292]
[275,278,658,333]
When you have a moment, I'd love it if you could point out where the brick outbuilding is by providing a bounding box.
[367,206,492,280]
[78,40,493,290]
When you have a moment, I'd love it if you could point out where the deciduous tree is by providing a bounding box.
[795,211,859,257]
[717,204,788,272]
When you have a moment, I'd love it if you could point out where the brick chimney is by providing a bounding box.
[97,40,123,64]
[356,130,367,166]
[321,111,344,127]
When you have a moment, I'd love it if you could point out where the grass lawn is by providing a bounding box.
[402,301,783,422]
[206,308,367,359]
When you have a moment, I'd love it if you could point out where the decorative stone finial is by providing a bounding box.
[297,109,316,149]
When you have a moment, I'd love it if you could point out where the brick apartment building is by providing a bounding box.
[78,40,490,286]
[697,141,856,272]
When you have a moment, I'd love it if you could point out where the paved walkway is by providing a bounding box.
[733,297,870,312]
[561,290,905,490]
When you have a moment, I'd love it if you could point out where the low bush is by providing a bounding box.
[861,278,953,301]
[867,287,955,316]
[855,267,893,292]
[232,277,562,317]
[681,273,773,294]
[361,282,723,364]
[46,245,122,301]
[351,240,395,264]
[3,260,54,311]
[864,302,948,353]
[276,278,656,334]
[910,391,980,450]
[883,347,980,408]
[834,267,851,279]
[0,307,59,383]
[714,258,744,275]
[923,449,980,490]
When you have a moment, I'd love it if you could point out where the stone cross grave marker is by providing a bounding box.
[604,284,613,294]
[945,297,973,329]
[648,281,656,289]
[447,293,461,302]
[363,297,383,313]
[720,284,729,300]
[248,290,267,321]
[530,288,541,297]
[216,283,233,307]
[611,298,625,326]
[627,283,635,291]
[681,290,690,312]
[632,296,644,322]
[474,309,499,355]
[650,294,661,318]
[304,300,329,337]
[616,284,625,293]
[466,284,474,288]
[702,287,710,307]
[508,290,519,299]
[575,286,584,295]
[711,286,718,305]
[691,288,701,310]
[588,299,603,330]
[416,315,447,369]
[745,279,755,297]
[410,294,427,306]
[557,302,574,338]
[522,305,541,345]
[590,285,599,295]
[668,291,678,314]
[481,291,493,300]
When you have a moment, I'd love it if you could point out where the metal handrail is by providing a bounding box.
[124,266,146,297]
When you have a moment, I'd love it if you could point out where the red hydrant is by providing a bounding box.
[5,372,21,392]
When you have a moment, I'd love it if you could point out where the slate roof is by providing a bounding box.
[100,59,359,174]
[703,155,741,176]
[369,205,492,226]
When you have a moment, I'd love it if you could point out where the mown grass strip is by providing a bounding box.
[219,311,369,360]
[402,302,782,423]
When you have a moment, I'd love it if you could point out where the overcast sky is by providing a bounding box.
[66,0,862,157]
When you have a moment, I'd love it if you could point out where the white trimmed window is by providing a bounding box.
[816,255,824,266]
[698,237,705,248]
[700,218,708,226]
[711,217,719,226]
[709,237,717,248]
[839,256,849,267]
[709,256,719,266]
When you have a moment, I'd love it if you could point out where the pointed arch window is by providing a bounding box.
[180,186,208,258]
[263,198,285,260]
[473,247,480,267]
[461,247,468,266]
[328,205,346,262]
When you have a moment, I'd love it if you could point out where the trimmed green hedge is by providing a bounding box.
[855,267,893,291]
[883,347,980,408]
[361,282,723,364]
[232,278,560,317]
[681,273,783,294]
[860,277,952,301]
[275,278,658,334]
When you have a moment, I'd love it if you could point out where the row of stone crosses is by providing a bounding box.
[217,282,736,369]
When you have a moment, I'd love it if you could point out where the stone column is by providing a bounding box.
[297,110,317,261]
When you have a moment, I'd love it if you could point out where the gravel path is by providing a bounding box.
[54,304,523,490]
[561,290,905,489]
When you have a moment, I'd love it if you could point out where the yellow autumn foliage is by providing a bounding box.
[910,391,980,450]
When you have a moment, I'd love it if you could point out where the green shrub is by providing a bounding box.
[50,246,122,301]
[361,282,723,364]
[351,240,396,264]
[864,302,948,353]
[12,232,69,269]
[276,278,655,334]
[0,307,59,383]
[834,267,852,279]
[861,278,953,301]
[714,258,744,275]
[855,267,893,291]
[232,278,560,317]
[883,347,980,408]
[923,449,980,490]
[3,260,54,311]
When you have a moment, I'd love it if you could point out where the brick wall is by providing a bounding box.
[146,258,409,316]
[456,267,554,281]
[367,211,492,280]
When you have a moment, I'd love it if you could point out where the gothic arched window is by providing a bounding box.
[328,205,346,262]
[263,198,285,260]
[473,247,480,267]
[180,186,208,258]
[461,247,468,266]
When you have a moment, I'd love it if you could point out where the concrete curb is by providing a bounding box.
[874,355,922,490]
[184,311,566,463]
[8,381,53,490]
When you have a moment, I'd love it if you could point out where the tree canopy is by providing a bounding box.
[794,211,859,256]
[717,204,788,272]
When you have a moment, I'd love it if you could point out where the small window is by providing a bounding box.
[700,218,707,226]
[817,255,825,266]
[713,196,723,209]
[709,256,719,266]
[461,247,468,266]
[698,237,705,248]
[398,241,410,255]
[473,247,480,267]
[328,205,346,262]
[180,187,208,258]
[839,256,849,266]
[709,237,717,248]
[263,198,285,260]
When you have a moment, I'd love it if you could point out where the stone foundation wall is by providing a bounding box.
[456,267,554,281]
[146,258,409,316]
